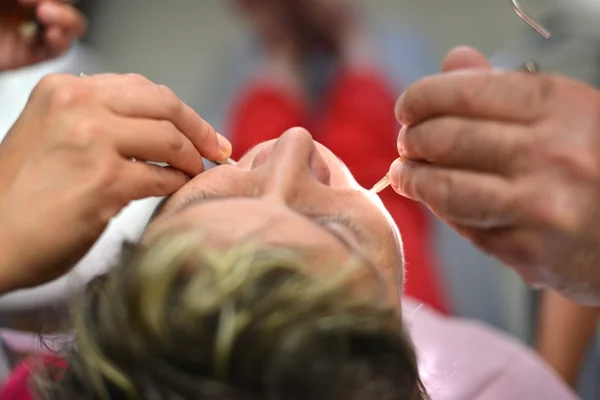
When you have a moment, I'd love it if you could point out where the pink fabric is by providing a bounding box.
[0,329,60,355]
[404,298,579,399]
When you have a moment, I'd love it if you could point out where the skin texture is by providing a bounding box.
[390,46,600,305]
[0,0,86,71]
[146,127,404,306]
[0,73,232,293]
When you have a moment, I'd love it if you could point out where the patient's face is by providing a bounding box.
[145,128,403,304]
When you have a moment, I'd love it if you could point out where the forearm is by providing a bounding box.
[0,226,21,295]
[536,290,599,386]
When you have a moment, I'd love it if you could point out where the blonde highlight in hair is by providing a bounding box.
[37,233,428,400]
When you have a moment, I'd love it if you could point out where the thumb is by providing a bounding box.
[442,46,491,72]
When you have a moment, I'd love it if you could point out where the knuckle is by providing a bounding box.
[456,72,492,113]
[152,175,171,194]
[156,85,181,116]
[430,118,467,162]
[402,162,431,202]
[91,160,122,191]
[65,118,104,147]
[544,141,596,181]
[431,172,455,216]
[126,73,151,84]
[162,122,184,152]
[149,167,180,195]
[35,74,68,94]
[47,81,91,111]
[399,82,426,122]
[196,118,215,142]
[524,74,556,117]
[524,184,581,232]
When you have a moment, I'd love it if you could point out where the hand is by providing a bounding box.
[389,46,600,304]
[0,73,231,292]
[0,0,86,71]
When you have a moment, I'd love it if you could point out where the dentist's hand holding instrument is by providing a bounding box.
[0,72,232,293]
[383,1,600,305]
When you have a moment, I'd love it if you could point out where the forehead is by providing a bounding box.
[144,198,383,282]
[148,199,338,246]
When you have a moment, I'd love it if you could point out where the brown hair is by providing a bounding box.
[36,233,428,399]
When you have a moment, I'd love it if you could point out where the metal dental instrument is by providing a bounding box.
[511,0,552,39]
[369,3,548,195]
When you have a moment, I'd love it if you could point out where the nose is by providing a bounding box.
[253,127,331,200]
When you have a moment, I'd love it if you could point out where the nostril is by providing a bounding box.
[310,151,331,186]
[251,148,270,170]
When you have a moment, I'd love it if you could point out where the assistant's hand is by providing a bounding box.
[0,0,86,71]
[389,46,600,304]
[0,73,231,293]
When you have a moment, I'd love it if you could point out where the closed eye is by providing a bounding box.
[148,188,382,294]
[156,190,368,249]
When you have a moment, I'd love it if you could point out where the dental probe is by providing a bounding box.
[369,60,541,195]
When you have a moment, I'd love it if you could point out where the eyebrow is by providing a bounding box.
[155,190,369,251]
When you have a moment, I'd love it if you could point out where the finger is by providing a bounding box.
[398,117,530,173]
[395,69,555,126]
[389,158,517,227]
[110,117,205,177]
[441,46,491,72]
[122,161,190,200]
[36,1,86,37]
[96,79,231,161]
[44,26,70,52]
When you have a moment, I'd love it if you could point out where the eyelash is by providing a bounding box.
[175,192,361,242]
[313,215,361,239]
[176,189,220,211]
[314,214,352,226]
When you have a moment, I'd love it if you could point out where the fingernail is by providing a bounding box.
[395,92,406,123]
[389,158,404,189]
[217,134,232,158]
[397,125,407,156]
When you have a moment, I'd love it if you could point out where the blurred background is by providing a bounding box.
[1,0,600,398]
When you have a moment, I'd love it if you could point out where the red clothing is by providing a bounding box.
[1,360,34,399]
[0,356,66,400]
[230,70,448,313]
